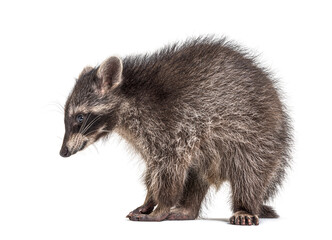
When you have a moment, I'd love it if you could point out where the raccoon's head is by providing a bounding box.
[60,56,123,158]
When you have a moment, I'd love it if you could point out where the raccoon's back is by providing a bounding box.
[122,37,271,101]
[121,37,282,125]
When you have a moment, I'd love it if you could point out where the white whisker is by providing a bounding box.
[81,115,102,135]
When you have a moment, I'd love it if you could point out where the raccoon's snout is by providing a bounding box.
[59,139,88,158]
[60,146,71,158]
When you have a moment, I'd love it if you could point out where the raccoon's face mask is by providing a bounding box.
[60,56,123,158]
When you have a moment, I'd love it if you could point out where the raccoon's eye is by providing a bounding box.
[76,114,84,124]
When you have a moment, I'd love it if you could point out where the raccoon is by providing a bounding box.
[59,37,292,225]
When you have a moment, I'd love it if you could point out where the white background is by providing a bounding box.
[0,0,331,239]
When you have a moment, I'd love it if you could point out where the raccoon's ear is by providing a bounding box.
[97,56,123,92]
[78,66,94,79]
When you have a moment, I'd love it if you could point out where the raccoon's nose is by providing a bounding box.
[60,146,71,158]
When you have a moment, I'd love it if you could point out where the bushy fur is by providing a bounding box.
[60,37,292,224]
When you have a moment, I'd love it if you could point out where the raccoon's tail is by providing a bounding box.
[259,205,279,218]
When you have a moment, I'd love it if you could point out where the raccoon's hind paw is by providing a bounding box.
[166,207,197,220]
[128,212,169,222]
[230,211,259,226]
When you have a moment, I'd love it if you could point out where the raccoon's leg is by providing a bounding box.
[126,191,156,219]
[229,172,263,225]
[128,159,189,222]
[127,168,156,219]
[167,168,210,220]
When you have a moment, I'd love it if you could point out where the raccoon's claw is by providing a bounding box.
[230,211,259,226]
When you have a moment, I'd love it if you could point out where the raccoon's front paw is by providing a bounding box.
[230,211,259,225]
[126,203,155,219]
